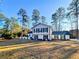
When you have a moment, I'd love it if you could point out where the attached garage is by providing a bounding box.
[52,31,70,40]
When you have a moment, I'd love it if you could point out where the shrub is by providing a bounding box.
[2,33,13,39]
[16,32,21,37]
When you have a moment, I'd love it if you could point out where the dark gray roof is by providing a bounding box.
[52,31,70,35]
[31,23,52,29]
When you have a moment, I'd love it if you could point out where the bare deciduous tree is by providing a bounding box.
[68,0,79,39]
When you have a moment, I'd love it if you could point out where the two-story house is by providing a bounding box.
[31,23,53,40]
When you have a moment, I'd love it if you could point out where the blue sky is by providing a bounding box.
[1,0,72,18]
[0,0,72,30]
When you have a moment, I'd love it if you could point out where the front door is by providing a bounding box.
[43,35,48,40]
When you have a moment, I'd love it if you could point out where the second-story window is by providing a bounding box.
[43,28,44,32]
[46,28,48,32]
[44,28,48,32]
[42,28,48,32]
[38,28,40,33]
[34,28,48,33]
[35,28,40,33]
[36,28,38,32]
[34,29,35,33]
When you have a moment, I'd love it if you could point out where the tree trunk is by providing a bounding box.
[75,0,79,39]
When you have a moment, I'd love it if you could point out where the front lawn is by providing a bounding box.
[0,40,79,59]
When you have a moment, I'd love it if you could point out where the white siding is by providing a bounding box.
[38,35,43,39]
[51,35,54,39]
[32,24,52,40]
[58,35,61,39]
[65,35,70,39]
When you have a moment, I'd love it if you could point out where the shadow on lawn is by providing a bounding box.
[0,43,78,59]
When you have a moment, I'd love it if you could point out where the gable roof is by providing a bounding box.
[31,23,52,29]
[52,31,70,35]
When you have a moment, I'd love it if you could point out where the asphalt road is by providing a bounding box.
[0,39,31,46]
